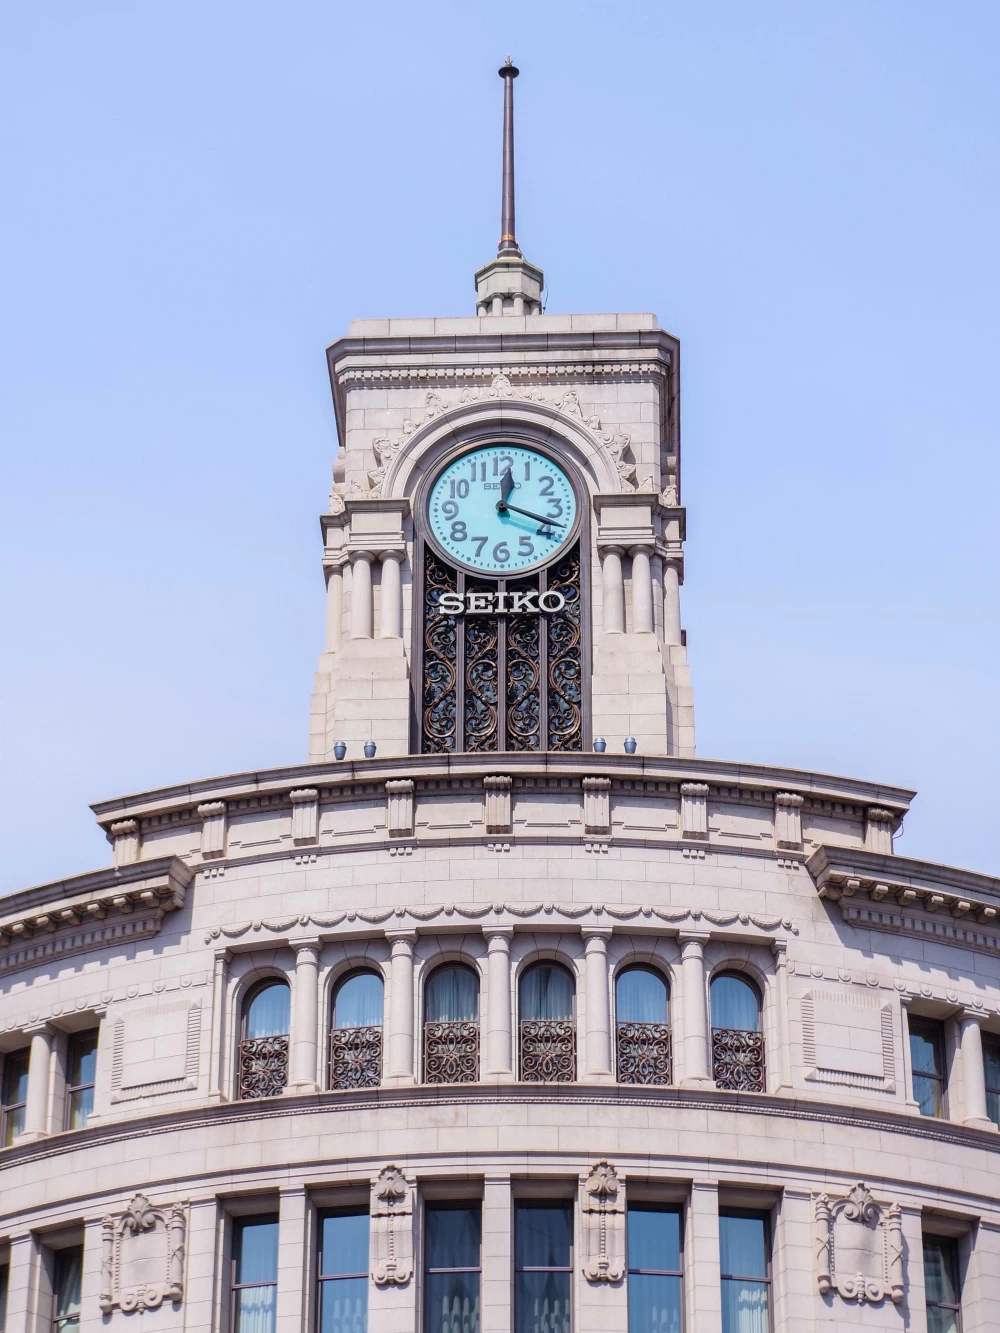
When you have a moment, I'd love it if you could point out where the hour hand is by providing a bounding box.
[499,468,515,503]
[502,503,566,528]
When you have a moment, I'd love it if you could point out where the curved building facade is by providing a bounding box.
[2,72,999,1333]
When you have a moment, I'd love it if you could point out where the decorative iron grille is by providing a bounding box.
[424,1021,480,1084]
[712,1027,765,1092]
[238,1035,289,1100]
[419,542,585,754]
[616,1022,672,1085]
[330,1025,383,1090]
[519,1020,576,1082]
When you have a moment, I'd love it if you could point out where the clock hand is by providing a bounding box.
[500,468,515,503]
[496,501,566,528]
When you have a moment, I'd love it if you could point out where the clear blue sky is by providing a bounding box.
[2,1,998,892]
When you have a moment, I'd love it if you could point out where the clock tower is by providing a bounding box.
[310,61,693,761]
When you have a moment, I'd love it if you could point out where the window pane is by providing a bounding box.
[909,1023,942,1075]
[914,1073,943,1118]
[3,1105,24,1146]
[984,1038,1000,1090]
[319,1275,367,1333]
[720,1278,769,1333]
[988,1088,1000,1130]
[515,1204,572,1270]
[628,1273,681,1333]
[54,1248,82,1320]
[3,1051,29,1106]
[519,967,573,1021]
[923,1236,958,1306]
[246,984,290,1039]
[719,1215,766,1279]
[235,1219,279,1285]
[67,1032,98,1089]
[234,1283,276,1333]
[426,1206,481,1271]
[616,970,668,1025]
[335,973,384,1029]
[68,1087,95,1131]
[0,1262,9,1333]
[628,1207,680,1273]
[320,1212,369,1278]
[426,969,479,1023]
[711,977,759,1032]
[515,1271,570,1333]
[926,1308,960,1333]
[425,1271,480,1333]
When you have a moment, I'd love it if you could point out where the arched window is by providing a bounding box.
[239,979,290,1100]
[519,963,575,1083]
[424,965,480,1084]
[330,970,383,1090]
[710,973,764,1093]
[615,967,671,1085]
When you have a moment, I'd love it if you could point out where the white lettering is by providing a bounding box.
[437,591,463,615]
[507,590,538,613]
[538,590,567,613]
[466,592,493,614]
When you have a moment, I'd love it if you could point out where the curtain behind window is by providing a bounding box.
[710,977,759,1032]
[426,968,479,1023]
[719,1215,768,1333]
[334,973,384,1029]
[520,967,573,1021]
[616,969,668,1024]
[246,984,290,1039]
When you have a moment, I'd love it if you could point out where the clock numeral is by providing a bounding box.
[518,536,534,557]
[539,475,555,496]
[472,535,488,557]
[493,453,513,475]
[450,521,467,542]
[536,524,557,540]
[545,498,564,519]
[442,500,459,519]
[492,541,510,563]
[449,479,470,499]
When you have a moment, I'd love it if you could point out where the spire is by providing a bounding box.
[474,58,544,316]
[498,57,520,255]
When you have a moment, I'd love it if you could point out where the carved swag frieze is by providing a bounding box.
[99,1193,186,1313]
[814,1182,904,1305]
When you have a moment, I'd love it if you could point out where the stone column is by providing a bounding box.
[276,1186,308,1333]
[687,1183,723,1333]
[3,1233,38,1333]
[679,933,712,1086]
[384,931,417,1085]
[582,930,613,1079]
[771,939,792,1090]
[663,557,682,646]
[208,948,231,1102]
[349,551,374,639]
[629,545,654,634]
[324,564,344,653]
[481,1175,512,1333]
[379,551,402,639]
[483,928,514,1080]
[601,547,625,634]
[21,1026,54,1142]
[959,1012,993,1129]
[288,941,321,1094]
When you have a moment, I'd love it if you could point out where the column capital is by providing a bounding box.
[771,938,789,960]
[678,930,711,951]
[597,541,626,557]
[349,548,376,564]
[483,925,515,944]
[582,927,613,946]
[959,1007,990,1025]
[376,546,405,561]
[291,937,323,957]
[628,541,655,557]
[385,930,418,950]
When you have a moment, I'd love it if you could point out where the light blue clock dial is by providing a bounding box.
[427,445,577,575]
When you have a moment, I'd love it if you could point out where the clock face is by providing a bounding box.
[426,445,577,575]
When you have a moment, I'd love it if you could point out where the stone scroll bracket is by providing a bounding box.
[484,775,513,836]
[100,1193,188,1313]
[198,802,227,860]
[371,1165,414,1285]
[386,781,415,839]
[582,778,612,839]
[680,783,709,840]
[581,1161,625,1283]
[814,1182,904,1306]
[774,792,804,851]
[290,789,319,845]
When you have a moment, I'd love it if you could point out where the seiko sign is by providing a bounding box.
[437,590,567,616]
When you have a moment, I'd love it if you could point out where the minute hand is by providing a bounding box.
[497,501,566,528]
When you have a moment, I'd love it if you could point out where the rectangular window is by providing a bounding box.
[984,1036,1000,1130]
[0,1261,9,1333]
[2,1050,30,1146]
[515,1202,571,1333]
[231,1217,278,1333]
[66,1031,99,1130]
[318,1209,368,1333]
[52,1247,82,1333]
[627,1205,682,1332]
[424,1203,481,1333]
[909,1018,946,1117]
[719,1211,770,1333]
[923,1235,961,1333]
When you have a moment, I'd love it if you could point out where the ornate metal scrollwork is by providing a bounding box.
[616,1021,672,1085]
[424,1020,480,1083]
[238,1035,289,1099]
[546,545,583,751]
[712,1026,765,1092]
[520,1019,576,1082]
[464,587,500,751]
[507,581,541,751]
[422,553,458,753]
[330,1025,383,1090]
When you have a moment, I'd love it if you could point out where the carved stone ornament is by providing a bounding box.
[371,1165,413,1285]
[100,1193,187,1313]
[814,1183,904,1305]
[581,1160,625,1283]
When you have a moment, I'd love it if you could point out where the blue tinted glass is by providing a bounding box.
[914,1072,943,1117]
[515,1204,571,1270]
[425,1271,480,1333]
[988,1088,1000,1129]
[69,1085,94,1130]
[426,1206,481,1270]
[719,1215,766,1279]
[923,1237,958,1306]
[54,1248,82,1318]
[246,983,290,1039]
[515,1271,570,1333]
[910,1026,941,1076]
[520,967,573,1021]
[627,1273,681,1333]
[321,1212,369,1277]
[335,973,383,1029]
[3,1051,29,1106]
[711,977,759,1032]
[628,1208,680,1272]
[616,970,668,1024]
[426,968,479,1023]
[68,1032,98,1087]
[984,1039,1000,1090]
[319,1275,367,1333]
[236,1219,279,1284]
[720,1278,768,1333]
[234,1283,276,1333]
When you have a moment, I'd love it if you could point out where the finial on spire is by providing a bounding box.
[498,58,520,255]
